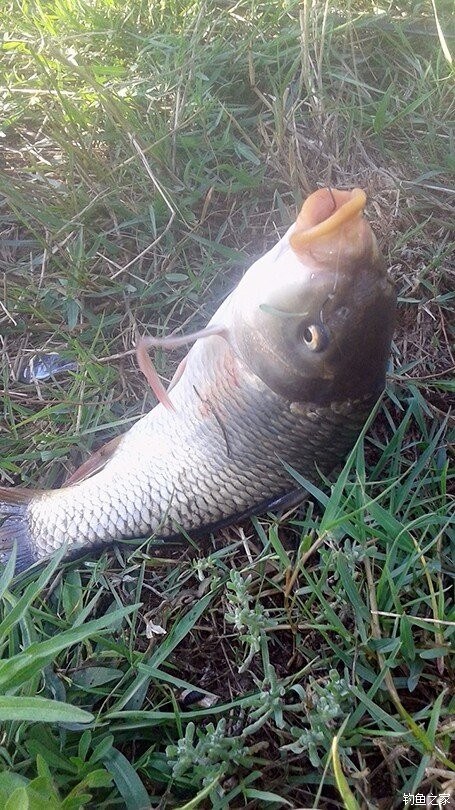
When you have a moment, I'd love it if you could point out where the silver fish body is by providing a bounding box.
[0,187,396,571]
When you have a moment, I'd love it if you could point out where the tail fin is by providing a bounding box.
[0,487,38,573]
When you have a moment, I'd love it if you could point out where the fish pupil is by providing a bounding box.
[300,323,329,352]
[303,326,314,344]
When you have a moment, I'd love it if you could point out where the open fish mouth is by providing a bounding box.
[0,186,396,572]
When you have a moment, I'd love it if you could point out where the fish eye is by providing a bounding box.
[301,323,327,352]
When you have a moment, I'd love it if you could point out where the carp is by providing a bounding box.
[0,187,396,572]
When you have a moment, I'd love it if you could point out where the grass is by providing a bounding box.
[0,0,454,807]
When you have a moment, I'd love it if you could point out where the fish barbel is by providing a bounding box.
[0,187,396,572]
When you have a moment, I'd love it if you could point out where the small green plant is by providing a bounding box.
[166,719,248,791]
[282,670,352,767]
[225,570,278,672]
[0,752,112,810]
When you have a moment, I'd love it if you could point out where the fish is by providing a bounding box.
[17,352,78,384]
[0,187,396,573]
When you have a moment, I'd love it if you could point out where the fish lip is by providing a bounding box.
[290,187,367,246]
[288,187,377,273]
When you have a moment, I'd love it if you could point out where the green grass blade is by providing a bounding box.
[0,696,93,724]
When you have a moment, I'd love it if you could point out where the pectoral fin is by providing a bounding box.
[136,324,228,409]
[63,435,123,486]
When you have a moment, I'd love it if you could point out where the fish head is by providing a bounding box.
[230,187,396,404]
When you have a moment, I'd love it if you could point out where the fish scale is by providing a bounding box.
[0,187,396,572]
[25,336,372,559]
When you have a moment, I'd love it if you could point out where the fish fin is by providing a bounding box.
[0,487,38,572]
[63,434,123,486]
[136,338,175,411]
[167,356,187,392]
[136,324,228,409]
